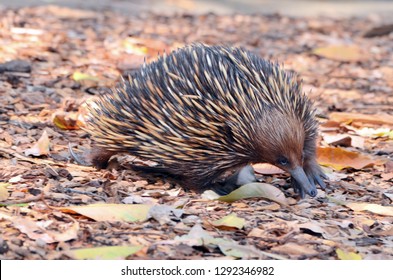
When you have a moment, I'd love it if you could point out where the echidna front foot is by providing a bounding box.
[290,166,317,198]
[291,159,327,198]
[304,159,327,190]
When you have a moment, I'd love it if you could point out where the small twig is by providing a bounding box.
[68,142,89,165]
[63,188,107,201]
[0,147,94,171]
[0,195,43,206]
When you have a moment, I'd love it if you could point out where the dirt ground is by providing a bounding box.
[0,5,392,260]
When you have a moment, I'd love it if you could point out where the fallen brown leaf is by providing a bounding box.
[330,112,393,126]
[312,45,366,62]
[322,134,352,147]
[24,130,50,157]
[253,163,285,174]
[317,146,384,170]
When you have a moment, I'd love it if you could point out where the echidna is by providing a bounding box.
[85,44,326,198]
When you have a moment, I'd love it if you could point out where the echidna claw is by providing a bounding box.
[315,174,327,190]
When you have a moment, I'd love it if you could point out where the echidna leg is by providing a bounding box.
[231,165,257,186]
[214,165,257,195]
[90,146,117,169]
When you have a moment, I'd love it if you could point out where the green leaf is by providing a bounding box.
[211,213,245,229]
[67,245,144,260]
[218,183,288,205]
[72,71,99,81]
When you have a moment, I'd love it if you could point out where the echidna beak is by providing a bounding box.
[290,166,317,198]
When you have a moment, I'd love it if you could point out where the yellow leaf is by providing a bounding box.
[58,204,152,222]
[122,41,148,55]
[52,113,82,130]
[72,71,99,81]
[0,183,10,201]
[24,130,50,156]
[66,245,143,260]
[218,183,288,205]
[211,213,245,230]
[356,127,393,138]
[312,45,366,62]
[336,248,362,260]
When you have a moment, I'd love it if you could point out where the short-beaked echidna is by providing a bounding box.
[85,44,326,198]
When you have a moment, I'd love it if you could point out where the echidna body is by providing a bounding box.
[86,44,326,198]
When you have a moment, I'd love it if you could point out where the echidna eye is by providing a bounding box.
[277,156,289,166]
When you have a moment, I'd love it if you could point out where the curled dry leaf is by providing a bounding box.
[122,39,149,55]
[9,216,79,243]
[322,133,365,149]
[317,147,385,170]
[24,130,50,157]
[322,134,352,147]
[53,112,83,130]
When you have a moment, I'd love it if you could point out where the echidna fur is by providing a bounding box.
[85,44,326,198]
